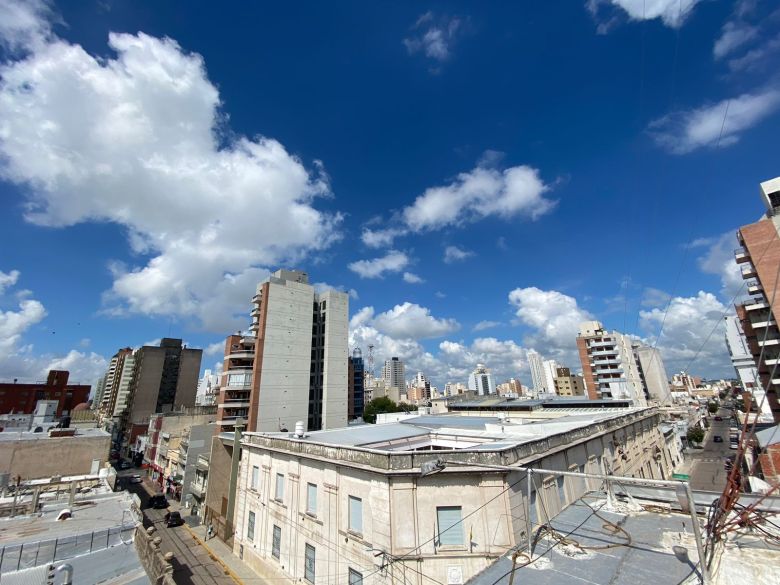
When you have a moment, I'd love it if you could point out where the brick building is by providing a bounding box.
[0,370,90,418]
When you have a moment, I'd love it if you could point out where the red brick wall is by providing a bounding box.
[759,444,780,486]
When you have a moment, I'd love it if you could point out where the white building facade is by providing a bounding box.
[232,407,677,585]
[467,364,496,395]
[526,350,545,395]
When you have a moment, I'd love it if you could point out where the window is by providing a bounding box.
[348,568,363,585]
[437,506,464,546]
[275,473,285,502]
[348,495,362,534]
[306,483,317,515]
[247,511,255,541]
[304,543,315,583]
[272,525,281,559]
[251,466,259,490]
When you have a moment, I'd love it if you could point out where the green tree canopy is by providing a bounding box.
[363,396,403,424]
[687,426,705,445]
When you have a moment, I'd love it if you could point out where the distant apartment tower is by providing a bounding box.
[382,357,406,390]
[576,321,647,405]
[633,345,672,404]
[542,359,560,394]
[348,347,365,420]
[217,269,348,433]
[554,367,586,396]
[196,369,220,406]
[468,364,496,395]
[97,339,202,450]
[526,350,545,394]
[733,177,780,421]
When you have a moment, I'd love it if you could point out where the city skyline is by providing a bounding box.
[1,0,779,389]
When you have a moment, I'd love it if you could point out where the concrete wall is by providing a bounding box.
[232,410,674,585]
[636,346,672,404]
[321,290,348,430]
[205,435,235,542]
[131,348,165,424]
[256,280,314,432]
[0,433,111,480]
[180,423,216,505]
[176,349,202,409]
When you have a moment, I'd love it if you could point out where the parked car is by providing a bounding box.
[119,461,132,470]
[729,442,738,450]
[164,511,184,527]
[148,495,169,509]
[713,435,723,442]
[714,416,723,421]
[129,475,143,484]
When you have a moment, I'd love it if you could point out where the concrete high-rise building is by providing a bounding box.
[576,321,647,405]
[468,364,496,395]
[348,347,365,420]
[542,359,560,394]
[98,339,202,452]
[381,357,405,391]
[217,269,349,433]
[724,316,760,392]
[553,367,586,397]
[733,177,780,421]
[526,349,545,394]
[196,369,220,406]
[633,346,672,404]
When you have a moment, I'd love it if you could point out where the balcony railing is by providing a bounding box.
[190,482,206,498]
[734,247,749,262]
[741,264,757,277]
[746,279,763,292]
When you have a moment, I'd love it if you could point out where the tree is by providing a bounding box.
[687,426,705,445]
[363,396,402,424]
[708,402,719,414]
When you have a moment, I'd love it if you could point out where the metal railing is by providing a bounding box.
[0,523,135,573]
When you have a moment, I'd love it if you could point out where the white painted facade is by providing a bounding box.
[634,346,672,404]
[541,359,559,393]
[526,350,545,394]
[233,408,677,585]
[724,315,772,419]
[467,364,496,395]
[319,290,349,430]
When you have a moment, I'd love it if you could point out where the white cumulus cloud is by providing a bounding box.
[473,320,501,332]
[403,12,462,63]
[0,7,340,332]
[0,268,107,384]
[372,302,460,339]
[404,164,554,232]
[648,89,780,154]
[443,245,474,264]
[692,232,746,301]
[0,269,20,295]
[348,250,409,279]
[403,272,424,284]
[586,0,701,30]
[509,287,595,355]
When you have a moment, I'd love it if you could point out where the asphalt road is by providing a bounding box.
[689,408,735,492]
[117,467,238,585]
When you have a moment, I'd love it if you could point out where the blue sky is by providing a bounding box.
[1,0,778,388]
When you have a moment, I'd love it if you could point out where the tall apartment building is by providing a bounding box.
[633,345,672,404]
[526,349,545,394]
[468,363,496,395]
[381,357,406,390]
[576,321,647,405]
[98,339,202,450]
[733,177,780,421]
[553,367,586,396]
[542,359,560,394]
[496,378,525,396]
[348,347,365,420]
[217,269,349,433]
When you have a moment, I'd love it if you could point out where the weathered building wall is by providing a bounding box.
[0,433,111,480]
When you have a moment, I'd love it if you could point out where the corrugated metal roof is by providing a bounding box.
[755,424,780,448]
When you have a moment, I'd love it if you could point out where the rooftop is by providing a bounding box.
[240,407,660,471]
[0,427,109,442]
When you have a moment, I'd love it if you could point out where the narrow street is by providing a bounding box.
[689,407,733,492]
[117,468,245,585]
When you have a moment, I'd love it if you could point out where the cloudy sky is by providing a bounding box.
[0,0,778,388]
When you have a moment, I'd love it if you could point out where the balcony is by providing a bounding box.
[746,280,763,294]
[745,297,769,311]
[251,307,261,317]
[590,349,618,357]
[588,340,614,348]
[750,317,777,328]
[734,247,750,263]
[741,264,757,278]
[248,321,259,332]
[190,482,206,499]
[252,293,262,303]
[757,336,780,347]
[227,350,255,360]
[219,401,250,409]
[592,358,620,366]
[595,367,624,375]
[765,358,780,366]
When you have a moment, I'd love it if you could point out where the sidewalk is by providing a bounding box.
[186,525,274,585]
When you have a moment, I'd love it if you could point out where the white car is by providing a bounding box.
[129,475,143,484]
